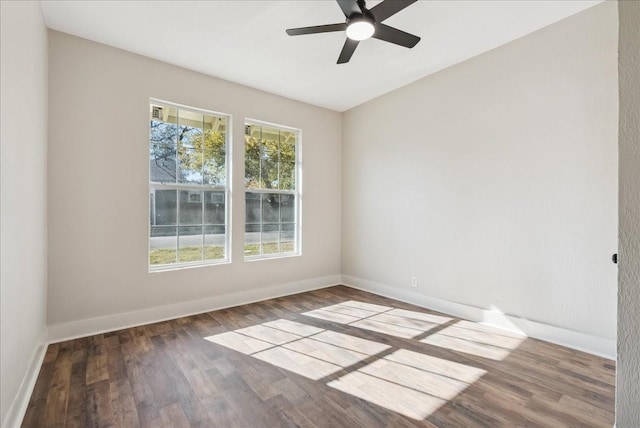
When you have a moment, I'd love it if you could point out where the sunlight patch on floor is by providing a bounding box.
[311,329,391,355]
[263,318,324,336]
[328,350,486,420]
[253,346,342,380]
[203,302,519,420]
[205,318,390,380]
[328,371,446,420]
[205,331,274,354]
[420,320,526,361]
[283,337,370,367]
[302,300,453,339]
[385,349,486,385]
[235,324,301,345]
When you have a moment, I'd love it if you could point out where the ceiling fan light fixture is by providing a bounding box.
[346,18,375,41]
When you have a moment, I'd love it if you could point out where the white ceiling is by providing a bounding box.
[41,0,603,112]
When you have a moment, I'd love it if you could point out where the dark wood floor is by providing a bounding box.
[23,286,615,427]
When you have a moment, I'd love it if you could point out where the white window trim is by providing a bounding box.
[244,118,302,261]
[149,98,233,272]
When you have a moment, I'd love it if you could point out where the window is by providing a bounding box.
[149,101,230,269]
[244,121,300,259]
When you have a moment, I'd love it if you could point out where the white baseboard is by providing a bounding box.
[48,275,341,343]
[3,327,48,428]
[342,275,616,360]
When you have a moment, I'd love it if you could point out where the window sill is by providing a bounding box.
[244,252,301,262]
[148,258,230,273]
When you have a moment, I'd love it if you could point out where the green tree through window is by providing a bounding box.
[149,102,230,269]
[244,122,300,258]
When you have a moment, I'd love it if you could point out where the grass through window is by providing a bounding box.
[150,246,225,265]
[244,242,295,257]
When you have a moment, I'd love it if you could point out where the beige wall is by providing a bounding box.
[47,31,342,326]
[617,0,640,424]
[0,1,49,425]
[342,3,618,342]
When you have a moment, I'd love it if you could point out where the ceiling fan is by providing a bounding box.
[286,0,420,64]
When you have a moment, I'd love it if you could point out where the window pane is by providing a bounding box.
[178,147,203,184]
[149,192,154,225]
[246,192,261,224]
[281,223,296,253]
[204,114,226,133]
[202,114,226,186]
[261,135,279,189]
[179,190,202,225]
[279,130,295,190]
[281,194,295,222]
[245,134,262,189]
[280,129,296,147]
[150,226,177,265]
[262,194,280,223]
[262,223,280,254]
[150,104,177,146]
[152,189,177,225]
[204,191,225,224]
[178,226,203,263]
[279,162,296,190]
[178,110,203,149]
[203,149,225,186]
[245,223,260,256]
[150,144,177,184]
[205,225,225,260]
[150,121,177,146]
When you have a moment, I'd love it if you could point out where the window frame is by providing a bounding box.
[148,99,232,272]
[244,118,302,261]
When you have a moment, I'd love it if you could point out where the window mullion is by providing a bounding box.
[175,108,180,265]
[176,189,180,264]
[277,129,281,191]
[259,191,263,256]
[277,130,282,252]
[201,190,205,262]
[175,108,180,188]
[201,115,205,263]
[259,126,263,256]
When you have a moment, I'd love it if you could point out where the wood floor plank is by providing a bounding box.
[64,339,88,428]
[23,286,615,427]
[85,335,109,386]
[86,379,114,428]
[41,342,74,428]
[22,344,60,428]
[158,403,190,428]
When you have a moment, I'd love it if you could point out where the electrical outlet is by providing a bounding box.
[410,276,418,288]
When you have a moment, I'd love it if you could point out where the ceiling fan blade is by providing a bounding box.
[337,38,359,64]
[373,23,420,48]
[286,23,347,36]
[336,0,361,18]
[369,0,417,22]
